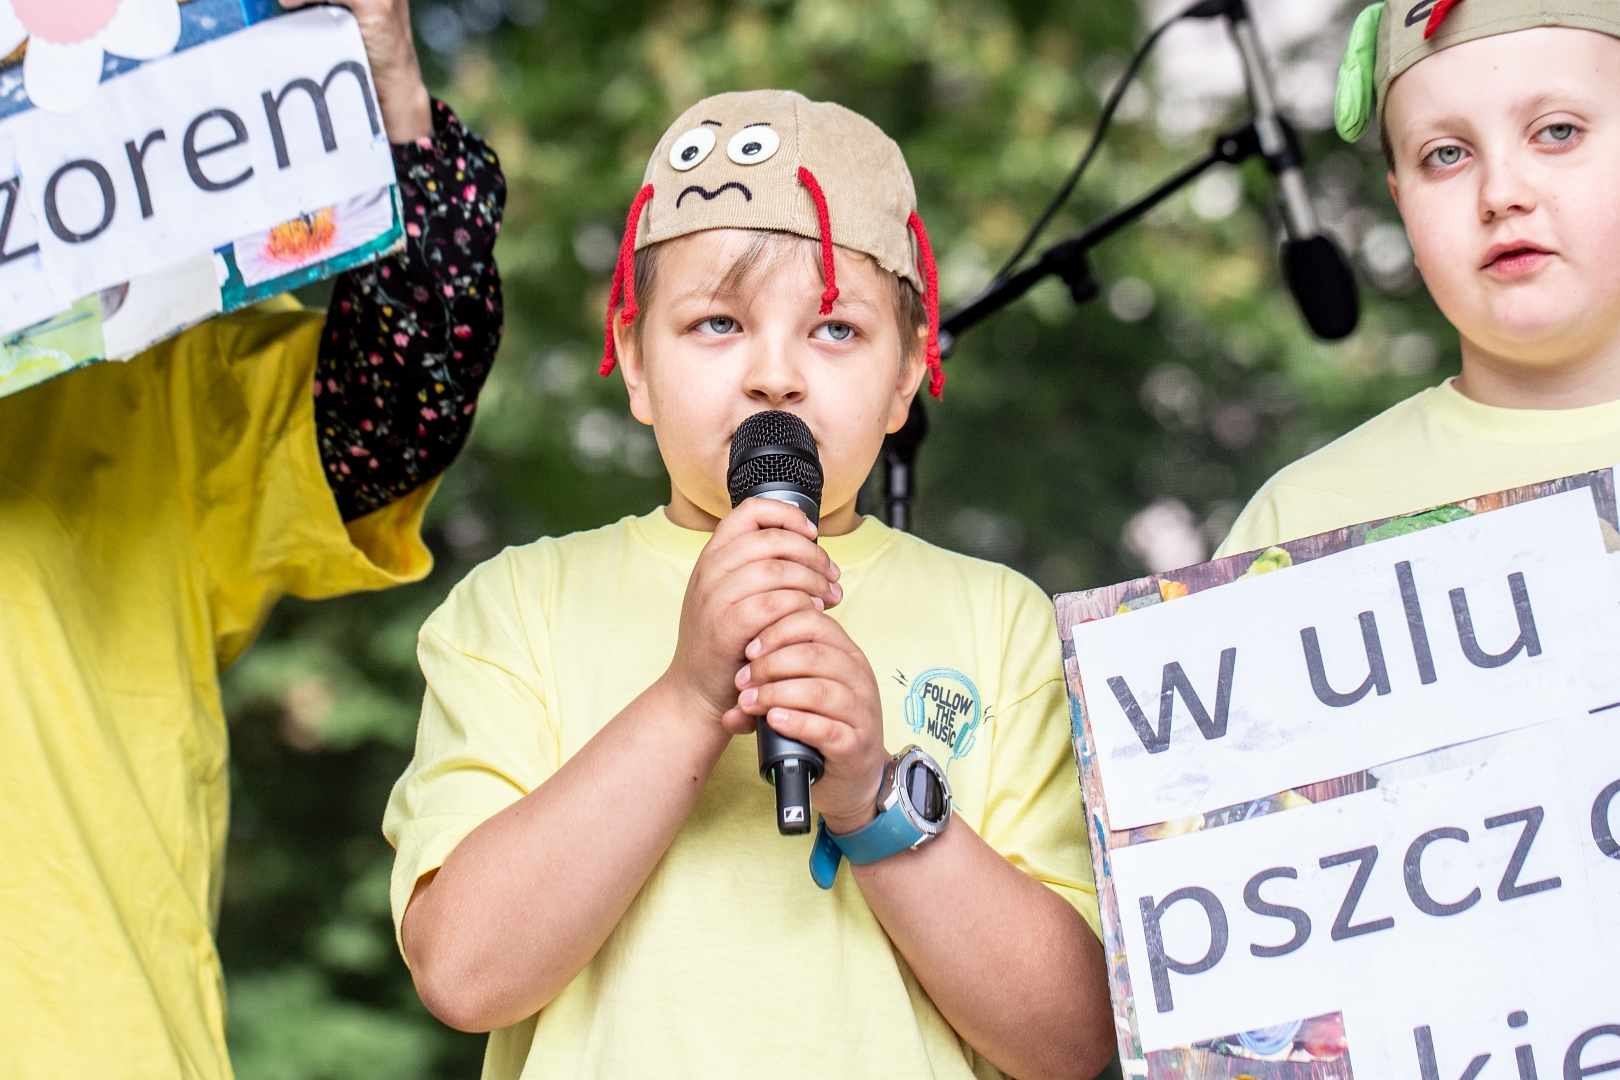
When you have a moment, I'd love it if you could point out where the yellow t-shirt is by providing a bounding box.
[385,508,1098,1080]
[0,301,436,1080]
[1217,377,1620,557]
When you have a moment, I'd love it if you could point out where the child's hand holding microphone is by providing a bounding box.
[714,411,889,836]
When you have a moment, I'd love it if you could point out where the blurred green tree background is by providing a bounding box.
[220,0,1453,1075]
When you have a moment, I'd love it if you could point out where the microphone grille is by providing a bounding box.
[729,410,817,461]
[727,411,823,509]
[729,452,823,504]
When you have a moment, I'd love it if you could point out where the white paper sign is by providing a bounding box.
[1107,714,1620,1077]
[99,253,223,361]
[0,139,63,332]
[0,7,395,333]
[1072,490,1620,828]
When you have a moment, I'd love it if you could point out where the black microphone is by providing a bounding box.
[727,410,826,836]
[1224,0,1359,340]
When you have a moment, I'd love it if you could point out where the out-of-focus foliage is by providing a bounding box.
[220,0,1453,1075]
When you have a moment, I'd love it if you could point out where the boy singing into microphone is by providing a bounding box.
[1218,0,1620,556]
[383,91,1114,1080]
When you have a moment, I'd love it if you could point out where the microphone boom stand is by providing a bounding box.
[883,119,1267,527]
[938,120,1266,356]
[879,0,1360,531]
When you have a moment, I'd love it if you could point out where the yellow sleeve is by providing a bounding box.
[382,553,560,959]
[978,577,1101,939]
[1213,482,1284,559]
[156,300,437,667]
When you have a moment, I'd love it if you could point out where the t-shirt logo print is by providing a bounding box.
[902,668,983,765]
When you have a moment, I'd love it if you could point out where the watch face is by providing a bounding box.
[906,760,946,823]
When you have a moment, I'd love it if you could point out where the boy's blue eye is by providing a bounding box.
[1542,123,1577,143]
[698,317,738,335]
[817,322,854,342]
[1432,145,1463,166]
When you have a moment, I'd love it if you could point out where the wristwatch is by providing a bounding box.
[809,745,952,889]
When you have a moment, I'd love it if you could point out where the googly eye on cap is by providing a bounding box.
[669,127,717,171]
[727,124,780,165]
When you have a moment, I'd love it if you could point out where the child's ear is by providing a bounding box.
[886,326,929,434]
[614,318,655,426]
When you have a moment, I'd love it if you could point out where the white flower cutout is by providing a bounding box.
[0,0,181,115]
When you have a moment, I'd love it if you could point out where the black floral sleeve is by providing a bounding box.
[314,99,505,522]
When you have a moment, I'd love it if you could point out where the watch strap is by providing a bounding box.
[807,802,925,890]
[809,819,844,889]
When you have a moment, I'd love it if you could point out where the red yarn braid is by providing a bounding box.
[600,183,655,376]
[1424,0,1462,39]
[797,166,840,315]
[907,210,943,399]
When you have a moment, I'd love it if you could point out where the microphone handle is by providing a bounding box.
[757,720,824,835]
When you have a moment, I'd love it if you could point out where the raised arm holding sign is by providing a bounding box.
[0,1,504,1076]
[282,0,434,144]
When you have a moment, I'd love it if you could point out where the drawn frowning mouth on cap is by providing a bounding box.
[676,182,752,208]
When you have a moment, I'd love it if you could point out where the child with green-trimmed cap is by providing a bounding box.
[1217,0,1620,557]
[382,89,1113,1080]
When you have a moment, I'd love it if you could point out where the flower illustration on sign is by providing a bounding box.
[0,0,180,114]
[232,187,396,288]
[265,210,339,265]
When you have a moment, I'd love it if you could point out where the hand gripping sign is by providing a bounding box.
[1057,469,1620,1080]
[0,0,402,397]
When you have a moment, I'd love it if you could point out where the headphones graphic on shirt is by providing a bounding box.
[903,667,983,765]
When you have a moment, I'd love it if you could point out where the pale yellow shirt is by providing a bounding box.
[0,301,435,1080]
[1217,377,1620,556]
[385,508,1098,1080]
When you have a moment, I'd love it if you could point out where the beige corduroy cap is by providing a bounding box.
[1337,0,1620,142]
[599,89,944,397]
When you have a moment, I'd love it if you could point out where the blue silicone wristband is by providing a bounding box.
[808,804,925,890]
